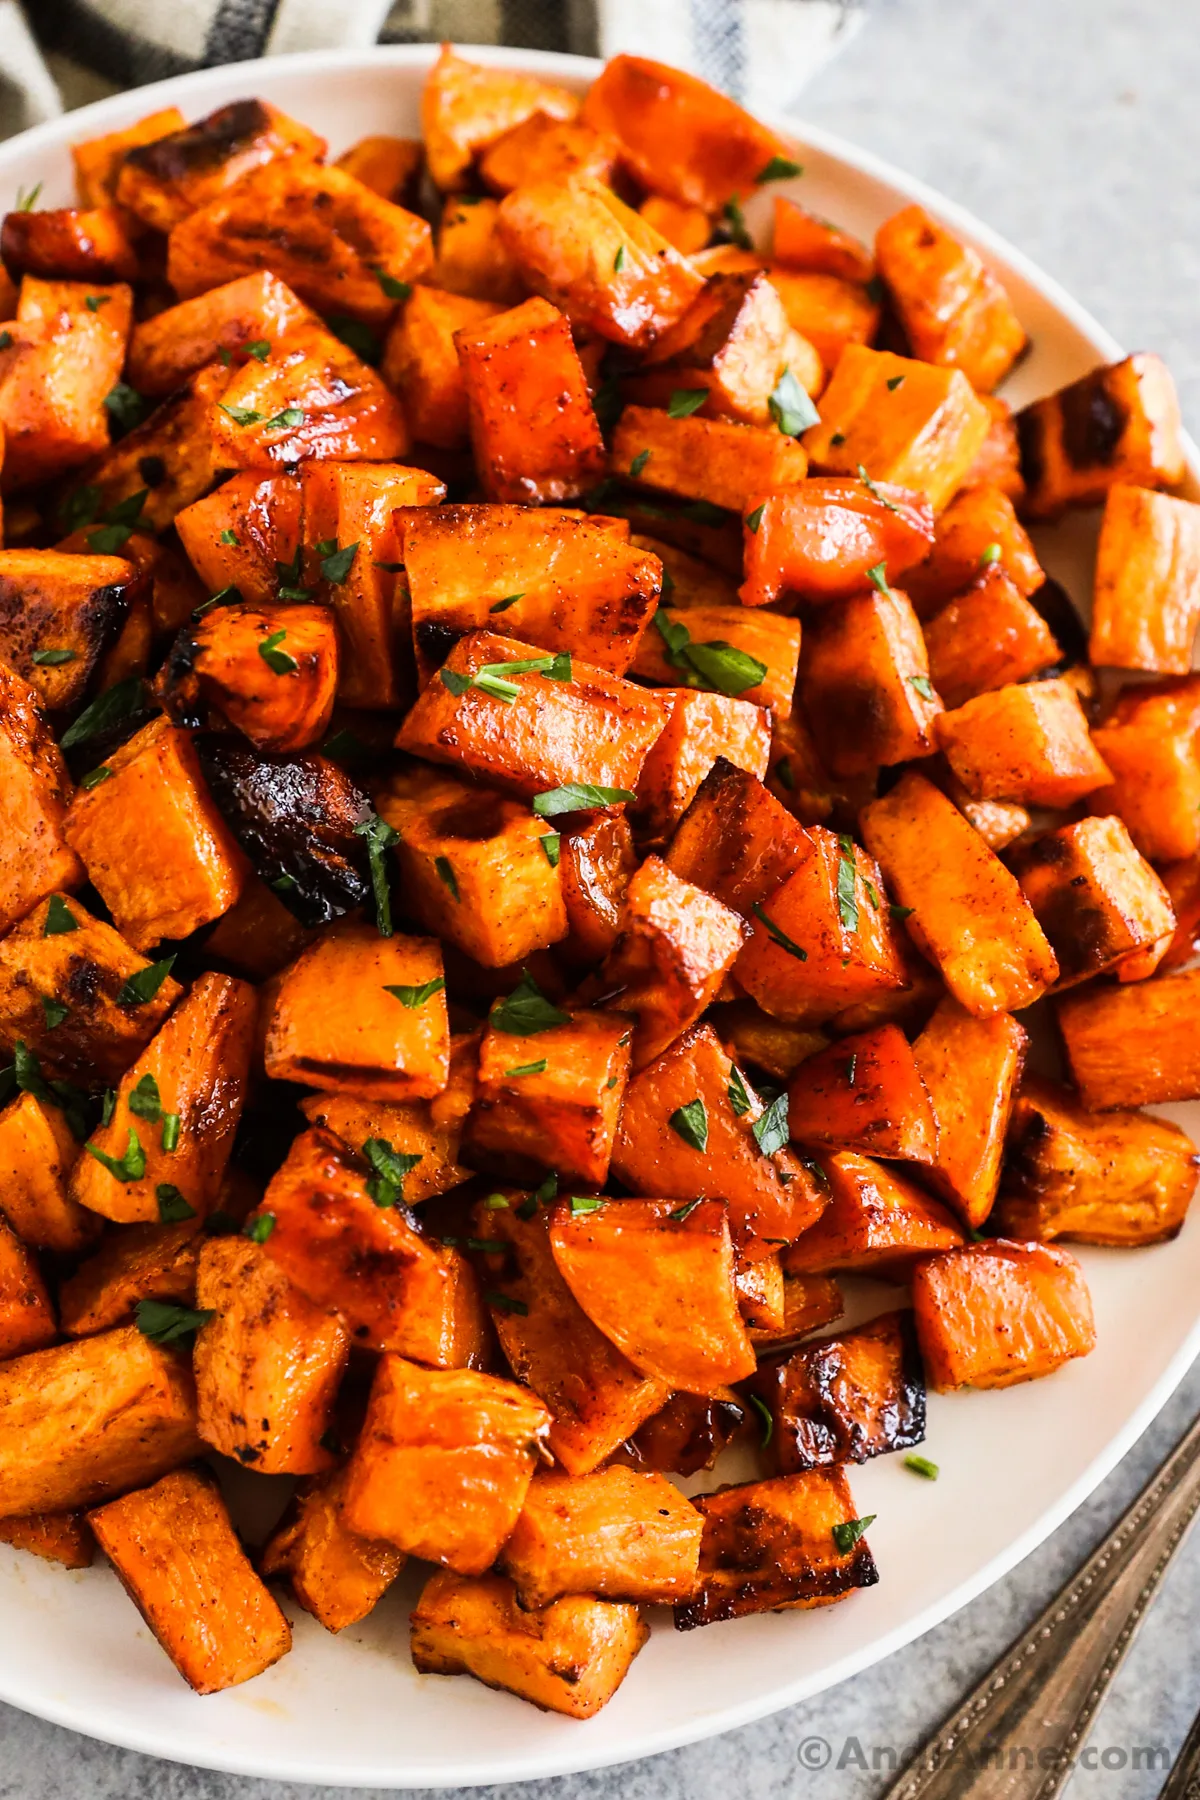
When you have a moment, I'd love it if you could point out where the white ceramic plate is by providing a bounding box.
[2,42,1198,1792]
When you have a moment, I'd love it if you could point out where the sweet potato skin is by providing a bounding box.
[751,1309,926,1472]
[1057,968,1200,1110]
[912,1239,1096,1390]
[500,1466,702,1609]
[260,1467,405,1633]
[162,602,338,754]
[913,997,1027,1228]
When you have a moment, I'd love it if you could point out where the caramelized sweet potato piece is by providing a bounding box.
[710,997,828,1083]
[466,1007,630,1187]
[0,1213,54,1359]
[58,1220,200,1337]
[1089,484,1200,674]
[298,1038,475,1206]
[665,757,807,917]
[260,1127,486,1366]
[803,345,991,511]
[193,1236,349,1474]
[558,812,636,964]
[636,689,771,838]
[913,1239,1096,1389]
[1017,353,1186,520]
[396,628,665,802]
[71,106,187,210]
[402,503,660,683]
[1,547,141,702]
[632,604,800,716]
[676,1468,878,1628]
[738,475,934,608]
[1058,967,1200,1109]
[115,98,324,231]
[548,1195,755,1394]
[382,287,502,449]
[630,533,738,609]
[922,566,1061,709]
[71,972,255,1225]
[0,1509,93,1567]
[336,132,422,201]
[89,1466,292,1693]
[913,997,1026,1228]
[0,280,131,490]
[63,716,247,949]
[501,1466,701,1608]
[431,194,526,305]
[904,483,1043,618]
[1160,854,1200,972]
[999,1076,1198,1245]
[765,269,879,376]
[612,406,807,515]
[611,1023,827,1258]
[0,205,138,283]
[0,1089,95,1253]
[962,393,1025,499]
[625,1390,746,1476]
[628,271,808,427]
[800,584,942,776]
[773,198,875,283]
[751,1309,925,1471]
[786,1025,937,1163]
[411,1569,647,1719]
[70,362,229,532]
[342,1353,549,1572]
[454,296,606,502]
[127,270,312,396]
[480,113,617,195]
[0,1324,200,1517]
[260,1466,405,1633]
[1090,677,1200,864]
[421,46,578,191]
[783,1150,964,1277]
[161,603,338,753]
[875,204,1027,391]
[1013,816,1175,988]
[935,678,1112,808]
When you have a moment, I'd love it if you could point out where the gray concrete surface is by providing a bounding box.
[4,0,1200,1793]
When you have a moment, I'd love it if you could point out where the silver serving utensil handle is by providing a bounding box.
[882,1409,1200,1800]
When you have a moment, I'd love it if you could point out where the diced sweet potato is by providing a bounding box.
[0,205,138,283]
[913,1239,1096,1389]
[782,1150,965,1277]
[411,1569,647,1720]
[466,1007,630,1186]
[382,287,502,449]
[773,198,875,283]
[0,1212,54,1359]
[962,393,1025,499]
[480,113,617,194]
[767,269,879,375]
[88,1466,291,1693]
[0,1509,93,1567]
[1013,816,1175,988]
[636,689,771,838]
[675,1467,878,1628]
[665,757,807,917]
[1089,484,1200,674]
[800,584,941,776]
[336,133,422,203]
[377,767,567,968]
[1160,855,1200,972]
[0,1089,95,1253]
[260,1126,486,1366]
[63,716,247,949]
[115,98,324,231]
[1017,353,1186,520]
[738,475,934,608]
[710,998,828,1084]
[431,194,525,305]
[193,1236,349,1473]
[611,1023,828,1257]
[904,483,1044,618]
[935,678,1112,808]
[1058,967,1200,1109]
[0,1324,200,1517]
[161,602,338,754]
[127,270,313,396]
[633,604,800,717]
[71,106,187,210]
[638,196,712,255]
[1000,1076,1198,1245]
[260,1466,405,1633]
[342,1352,549,1572]
[628,271,805,427]
[298,1038,475,1206]
[498,177,703,351]
[548,1195,755,1394]
[875,204,1027,391]
[0,280,131,490]
[58,1220,200,1337]
[1090,677,1200,864]
[626,1390,747,1476]
[803,344,992,511]
[70,971,255,1225]
[612,406,807,514]
[912,997,1026,1228]
[402,503,661,683]
[734,1249,786,1335]
[263,922,447,1102]
[860,771,1058,1016]
[500,1466,701,1609]
[630,534,738,608]
[396,628,665,803]
[70,362,229,532]
[0,889,180,1084]
[454,296,607,502]
[558,812,636,964]
[421,46,578,190]
[922,566,1061,709]
[786,1025,937,1162]
[174,471,303,611]
[750,1309,925,1471]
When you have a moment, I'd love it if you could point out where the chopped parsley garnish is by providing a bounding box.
[86,1127,146,1183]
[490,970,569,1036]
[629,448,651,476]
[540,832,561,868]
[751,901,807,960]
[60,674,145,749]
[435,856,459,899]
[748,1392,774,1447]
[752,1091,789,1157]
[668,1097,708,1152]
[836,835,859,933]
[505,1060,548,1077]
[386,978,445,1008]
[156,1184,195,1223]
[258,628,298,674]
[245,1212,276,1244]
[117,955,176,1009]
[667,388,709,419]
[728,1064,753,1117]
[43,895,78,935]
[832,1515,876,1553]
[532,783,634,817]
[320,541,359,583]
[757,156,803,182]
[363,1137,422,1208]
[905,1454,939,1480]
[353,812,399,937]
[744,503,766,534]
[768,366,819,436]
[135,1299,213,1346]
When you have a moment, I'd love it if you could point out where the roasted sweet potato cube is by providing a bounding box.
[161,603,338,754]
[751,1309,925,1472]
[58,1220,200,1337]
[630,533,738,608]
[421,46,578,190]
[0,1213,54,1359]
[961,393,1025,498]
[773,198,875,283]
[1017,353,1186,520]
[734,1248,786,1336]
[861,772,1058,1016]
[173,470,303,610]
[0,1089,95,1253]
[1057,967,1200,1109]
[0,1324,200,1517]
[473,1196,668,1473]
[71,106,187,209]
[760,1269,845,1348]
[1089,484,1200,674]
[382,287,501,449]
[260,1127,486,1365]
[626,1390,747,1476]
[453,296,606,502]
[1160,855,1200,973]
[1013,816,1175,988]
[411,1569,646,1719]
[738,475,934,608]
[999,1076,1197,1246]
[548,1195,754,1394]
[500,1466,701,1609]
[396,628,665,802]
[342,1353,549,1572]
[765,269,878,376]
[260,1466,404,1633]
[803,345,992,511]
[935,678,1112,808]
[335,132,422,202]
[599,855,747,1067]
[0,205,138,283]
[0,280,131,490]
[63,717,246,949]
[735,826,911,1024]
[800,584,942,776]
[636,689,771,838]
[665,757,808,916]
[466,1007,630,1187]
[115,98,324,231]
[71,362,230,532]
[786,1025,937,1163]
[479,112,616,194]
[676,1467,878,1629]
[783,1150,965,1277]
[612,406,807,515]
[611,1023,827,1258]
[913,1239,1096,1390]
[70,971,255,1225]
[912,997,1026,1228]
[377,769,566,968]
[0,1509,93,1567]
[498,176,703,352]
[431,194,526,305]
[402,503,661,684]
[88,1466,291,1693]
[127,270,313,396]
[922,567,1061,710]
[875,204,1026,391]
[904,483,1043,618]
[559,812,636,964]
[710,998,829,1085]
[628,271,801,426]
[632,604,800,716]
[1090,677,1200,864]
